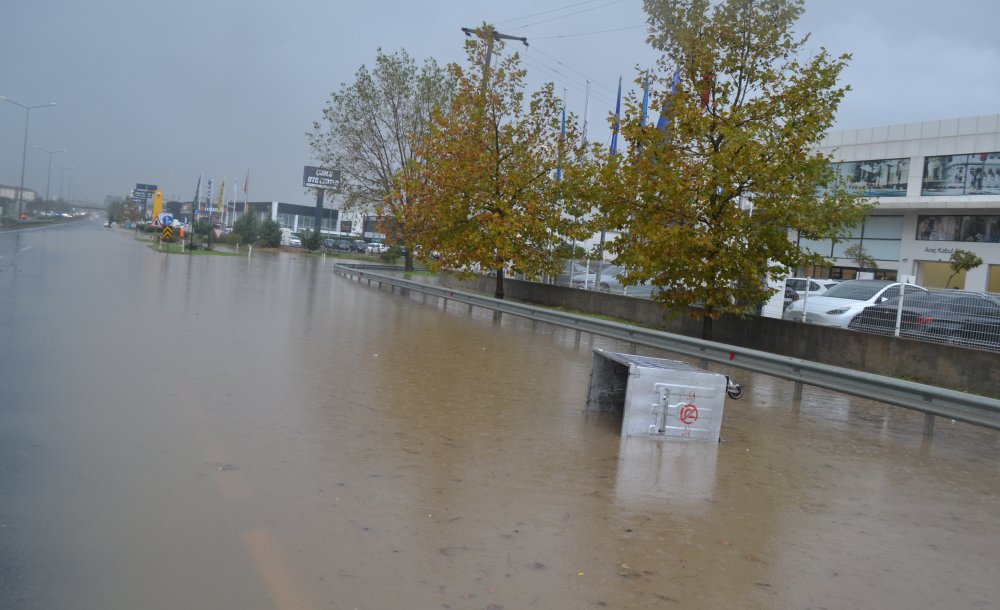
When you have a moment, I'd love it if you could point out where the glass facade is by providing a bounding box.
[921,152,1000,195]
[916,214,1000,242]
[800,216,904,262]
[826,158,910,197]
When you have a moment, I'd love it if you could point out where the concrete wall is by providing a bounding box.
[440,274,998,397]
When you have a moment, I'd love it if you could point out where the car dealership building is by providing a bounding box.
[806,113,1000,291]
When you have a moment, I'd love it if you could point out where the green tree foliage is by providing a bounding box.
[597,0,871,337]
[303,228,322,252]
[310,48,454,271]
[259,218,283,248]
[106,200,124,223]
[232,211,260,244]
[395,26,594,298]
[947,249,983,288]
[844,243,877,271]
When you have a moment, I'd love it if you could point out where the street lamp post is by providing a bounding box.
[55,165,75,202]
[1,96,57,219]
[35,146,67,203]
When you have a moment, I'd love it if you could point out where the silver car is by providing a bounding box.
[782,279,926,327]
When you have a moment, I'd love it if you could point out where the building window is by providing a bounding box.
[922,152,1000,195]
[824,158,910,197]
[916,215,1000,242]
[800,215,903,261]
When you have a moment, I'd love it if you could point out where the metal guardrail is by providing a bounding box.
[333,264,1000,432]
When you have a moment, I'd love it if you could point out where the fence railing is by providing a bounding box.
[333,264,1000,434]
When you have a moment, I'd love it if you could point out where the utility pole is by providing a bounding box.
[459,25,528,303]
[461,25,528,96]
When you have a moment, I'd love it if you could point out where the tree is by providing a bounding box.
[595,0,871,338]
[395,26,594,299]
[310,49,454,271]
[259,218,283,248]
[303,228,322,252]
[232,210,259,244]
[947,249,983,288]
[844,243,877,272]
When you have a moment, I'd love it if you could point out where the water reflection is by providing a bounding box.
[3,228,998,609]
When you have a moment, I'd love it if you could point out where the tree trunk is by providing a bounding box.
[494,267,505,299]
[701,312,713,341]
[404,250,414,272]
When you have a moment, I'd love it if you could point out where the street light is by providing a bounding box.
[34,146,67,203]
[1,96,57,219]
[55,165,75,202]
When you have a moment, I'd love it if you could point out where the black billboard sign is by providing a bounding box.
[303,166,342,189]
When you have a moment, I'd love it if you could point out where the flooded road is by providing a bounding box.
[2,220,998,609]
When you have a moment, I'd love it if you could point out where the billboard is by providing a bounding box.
[302,166,342,189]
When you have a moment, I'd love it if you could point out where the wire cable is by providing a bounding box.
[495,0,609,25]
[532,24,647,40]
[508,0,627,31]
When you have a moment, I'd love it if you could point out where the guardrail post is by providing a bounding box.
[793,381,803,402]
[468,303,474,314]
[923,413,936,437]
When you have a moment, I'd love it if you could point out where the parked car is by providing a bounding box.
[848,290,1000,349]
[366,241,388,254]
[571,265,659,298]
[352,239,368,253]
[783,286,800,310]
[785,277,840,298]
[782,279,927,327]
[322,238,336,250]
[288,235,302,247]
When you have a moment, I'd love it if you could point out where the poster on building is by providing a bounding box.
[834,158,909,197]
[922,152,1000,196]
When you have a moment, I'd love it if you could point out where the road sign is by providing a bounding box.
[159,213,173,227]
[162,226,173,240]
[150,217,163,229]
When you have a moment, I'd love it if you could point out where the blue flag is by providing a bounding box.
[639,77,650,126]
[556,102,566,181]
[609,76,622,155]
[656,70,681,132]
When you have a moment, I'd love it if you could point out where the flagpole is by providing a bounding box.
[581,80,591,147]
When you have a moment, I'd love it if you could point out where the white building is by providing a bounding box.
[812,114,1000,291]
[0,185,38,203]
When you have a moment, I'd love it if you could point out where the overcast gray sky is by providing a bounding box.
[2,0,999,207]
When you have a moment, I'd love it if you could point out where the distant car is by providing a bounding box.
[848,290,1000,349]
[322,238,336,250]
[783,286,800,310]
[288,235,302,247]
[783,279,927,327]
[571,265,658,298]
[786,277,840,298]
[352,240,368,253]
[366,242,388,254]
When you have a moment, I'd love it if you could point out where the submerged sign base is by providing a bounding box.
[586,349,728,441]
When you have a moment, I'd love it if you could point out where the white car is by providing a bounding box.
[288,235,302,247]
[782,279,927,327]
[785,277,840,298]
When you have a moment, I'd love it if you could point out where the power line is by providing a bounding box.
[495,0,609,25]
[508,0,627,31]
[532,24,647,40]
[528,45,618,96]
[516,52,617,108]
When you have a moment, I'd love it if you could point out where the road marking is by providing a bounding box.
[242,528,318,610]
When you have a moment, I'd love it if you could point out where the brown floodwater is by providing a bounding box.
[2,222,998,609]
